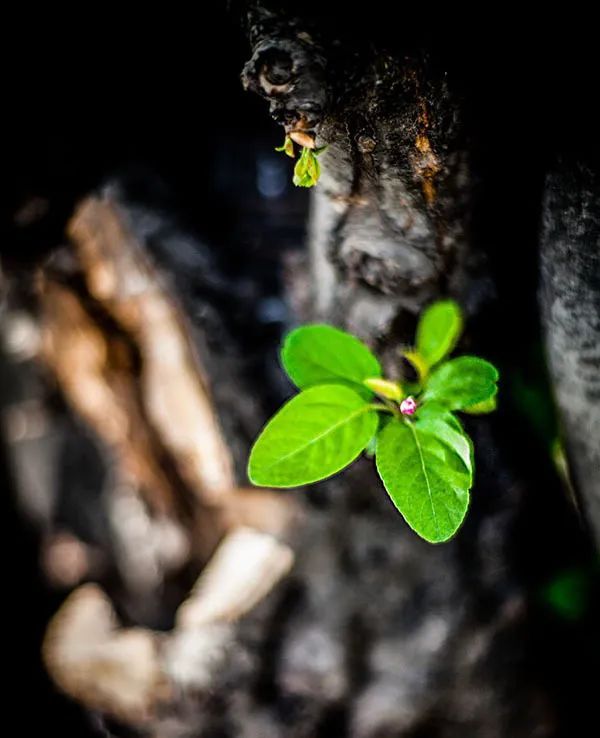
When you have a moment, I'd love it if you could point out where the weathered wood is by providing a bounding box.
[43,528,294,723]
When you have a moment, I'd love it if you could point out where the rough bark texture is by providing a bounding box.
[540,162,600,547]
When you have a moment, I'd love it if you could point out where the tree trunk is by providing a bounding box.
[540,161,600,548]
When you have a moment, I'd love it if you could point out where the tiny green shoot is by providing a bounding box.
[248,300,499,543]
[275,135,327,188]
[275,136,295,158]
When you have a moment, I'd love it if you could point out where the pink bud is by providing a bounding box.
[400,396,417,416]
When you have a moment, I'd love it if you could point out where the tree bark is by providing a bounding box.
[540,161,600,547]
[232,6,542,738]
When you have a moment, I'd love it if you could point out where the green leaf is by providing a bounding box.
[376,418,471,543]
[293,165,316,187]
[415,403,473,474]
[275,136,295,158]
[403,349,428,384]
[364,434,378,458]
[292,147,321,187]
[306,150,320,181]
[462,396,497,414]
[424,356,499,410]
[363,377,404,401]
[295,175,313,187]
[416,300,463,370]
[282,324,382,396]
[248,384,378,487]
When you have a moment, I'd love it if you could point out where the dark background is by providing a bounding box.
[2,4,599,735]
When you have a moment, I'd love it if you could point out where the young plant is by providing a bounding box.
[247,300,499,543]
[275,135,327,188]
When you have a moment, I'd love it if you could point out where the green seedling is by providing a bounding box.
[275,135,327,187]
[248,300,499,543]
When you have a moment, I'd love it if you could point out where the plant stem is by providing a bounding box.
[370,401,400,418]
